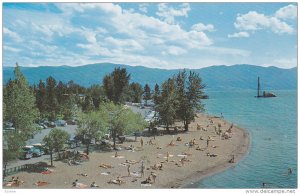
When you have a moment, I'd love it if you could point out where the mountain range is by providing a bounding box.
[3,63,297,91]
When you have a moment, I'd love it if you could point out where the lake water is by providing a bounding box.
[186,90,297,188]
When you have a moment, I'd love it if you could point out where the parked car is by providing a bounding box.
[66,119,77,125]
[55,120,67,127]
[19,150,32,160]
[67,139,77,149]
[32,143,47,155]
[23,146,42,157]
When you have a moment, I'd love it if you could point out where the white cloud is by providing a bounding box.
[156,3,191,24]
[3,3,263,69]
[262,58,297,69]
[3,45,21,52]
[104,37,144,52]
[3,27,23,42]
[191,23,214,32]
[275,4,297,20]
[228,31,249,38]
[166,46,187,56]
[139,3,148,13]
[234,9,294,35]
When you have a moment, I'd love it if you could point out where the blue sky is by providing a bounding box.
[3,2,297,69]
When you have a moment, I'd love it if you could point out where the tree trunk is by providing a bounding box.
[166,124,170,134]
[50,151,53,167]
[3,162,7,178]
[184,120,189,131]
[86,142,90,155]
[112,130,116,150]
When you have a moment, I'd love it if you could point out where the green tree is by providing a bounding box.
[36,80,47,118]
[4,64,39,138]
[103,75,114,101]
[76,110,109,155]
[129,82,143,103]
[153,83,160,106]
[157,78,178,132]
[3,131,25,177]
[43,128,70,166]
[46,76,58,120]
[103,68,130,104]
[143,84,151,106]
[87,84,106,109]
[175,70,206,131]
[82,95,95,113]
[62,94,79,120]
[103,102,146,150]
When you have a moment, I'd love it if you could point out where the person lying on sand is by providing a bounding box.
[222,132,231,139]
[168,140,175,146]
[156,146,162,149]
[68,159,81,166]
[150,172,157,183]
[99,164,113,169]
[199,136,204,140]
[80,153,89,160]
[192,138,198,145]
[77,173,88,177]
[228,155,235,163]
[196,146,206,151]
[181,156,191,163]
[3,177,24,187]
[90,181,99,187]
[125,159,139,164]
[108,176,125,185]
[207,153,218,157]
[72,179,78,187]
[151,163,163,170]
[141,176,153,184]
[72,180,88,188]
[34,181,49,186]
[148,138,155,145]
[182,152,192,156]
[176,137,182,141]
[12,177,23,185]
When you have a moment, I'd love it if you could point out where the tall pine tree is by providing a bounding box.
[4,64,39,137]
[46,76,58,120]
[143,84,151,106]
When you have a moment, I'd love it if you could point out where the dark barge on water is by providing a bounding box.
[255,77,276,98]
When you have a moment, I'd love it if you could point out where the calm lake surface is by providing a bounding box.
[187,90,297,188]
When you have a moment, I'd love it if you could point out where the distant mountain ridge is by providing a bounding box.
[3,63,297,90]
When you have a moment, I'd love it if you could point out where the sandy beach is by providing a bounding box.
[3,113,249,189]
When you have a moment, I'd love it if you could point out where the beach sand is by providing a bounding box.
[3,113,249,189]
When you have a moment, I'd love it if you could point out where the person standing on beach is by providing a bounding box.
[141,138,144,147]
[167,151,169,162]
[206,139,209,147]
[127,165,131,177]
[141,161,145,177]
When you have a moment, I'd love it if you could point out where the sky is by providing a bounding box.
[2,2,298,69]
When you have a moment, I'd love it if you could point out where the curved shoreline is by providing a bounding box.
[178,126,250,188]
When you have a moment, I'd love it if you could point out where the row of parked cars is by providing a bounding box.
[19,138,82,160]
[19,144,48,160]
